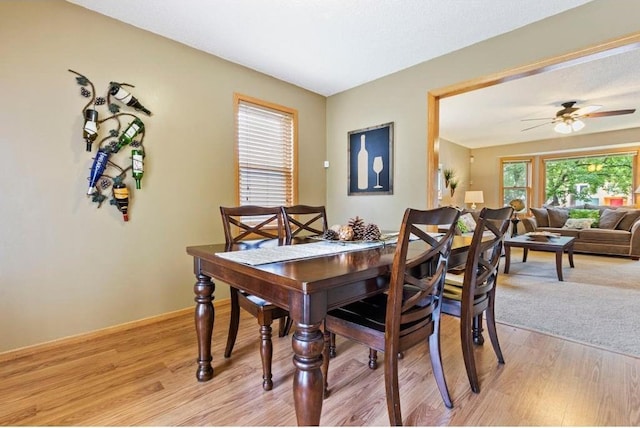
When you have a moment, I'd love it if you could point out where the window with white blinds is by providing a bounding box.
[235,95,297,207]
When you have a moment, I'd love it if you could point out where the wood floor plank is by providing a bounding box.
[1,301,638,426]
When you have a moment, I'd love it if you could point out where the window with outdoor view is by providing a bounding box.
[544,152,636,207]
[501,159,531,211]
[235,94,297,207]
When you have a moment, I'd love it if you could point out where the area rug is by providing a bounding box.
[494,249,640,358]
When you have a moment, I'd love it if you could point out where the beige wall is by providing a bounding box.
[326,0,640,230]
[438,139,471,208]
[0,1,326,352]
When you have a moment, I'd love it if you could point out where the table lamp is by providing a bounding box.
[464,190,484,210]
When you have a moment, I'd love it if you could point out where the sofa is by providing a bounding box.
[521,204,640,260]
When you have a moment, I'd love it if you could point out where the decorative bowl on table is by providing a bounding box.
[525,231,561,241]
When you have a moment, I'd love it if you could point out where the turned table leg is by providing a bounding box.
[194,272,215,381]
[292,321,325,426]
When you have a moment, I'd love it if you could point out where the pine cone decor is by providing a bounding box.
[348,216,366,240]
[323,229,339,241]
[338,225,354,241]
[363,223,381,241]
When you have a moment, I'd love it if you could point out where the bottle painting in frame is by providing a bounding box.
[347,122,393,195]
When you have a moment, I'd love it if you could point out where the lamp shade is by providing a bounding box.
[464,190,484,209]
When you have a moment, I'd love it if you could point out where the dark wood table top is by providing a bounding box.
[187,235,474,303]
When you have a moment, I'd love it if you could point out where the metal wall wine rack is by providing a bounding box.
[69,69,153,222]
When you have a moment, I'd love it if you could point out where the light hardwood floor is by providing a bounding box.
[1,302,639,426]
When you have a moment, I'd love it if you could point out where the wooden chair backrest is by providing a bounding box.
[219,205,283,244]
[462,206,513,305]
[385,207,461,351]
[281,205,328,243]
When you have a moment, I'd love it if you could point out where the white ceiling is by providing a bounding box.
[67,0,640,148]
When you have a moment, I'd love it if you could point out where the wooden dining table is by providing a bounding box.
[185,234,473,426]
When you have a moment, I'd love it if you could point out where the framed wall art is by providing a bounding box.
[347,122,393,195]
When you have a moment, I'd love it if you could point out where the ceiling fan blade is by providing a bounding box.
[521,121,553,131]
[584,109,636,118]
[573,104,601,116]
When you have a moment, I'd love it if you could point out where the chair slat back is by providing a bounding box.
[220,205,283,244]
[462,206,513,304]
[281,205,328,243]
[386,207,460,347]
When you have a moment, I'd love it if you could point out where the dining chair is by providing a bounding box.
[219,205,290,391]
[280,204,329,244]
[441,206,513,394]
[279,204,329,334]
[323,207,461,425]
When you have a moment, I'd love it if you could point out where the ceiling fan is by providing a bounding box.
[521,101,636,134]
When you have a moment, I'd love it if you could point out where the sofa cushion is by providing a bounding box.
[598,208,627,229]
[578,229,631,245]
[457,212,476,233]
[530,207,549,227]
[616,209,640,231]
[563,218,593,229]
[548,208,569,228]
[568,208,599,227]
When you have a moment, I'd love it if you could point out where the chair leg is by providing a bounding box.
[259,323,274,391]
[224,289,240,358]
[329,332,336,358]
[472,314,484,345]
[383,348,402,425]
[486,303,505,364]
[280,316,294,337]
[369,348,378,369]
[429,320,452,408]
[461,317,480,393]
[322,328,331,398]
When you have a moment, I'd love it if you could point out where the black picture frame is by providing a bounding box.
[347,122,394,195]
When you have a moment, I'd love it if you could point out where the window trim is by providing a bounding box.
[234,93,299,207]
[499,156,533,212]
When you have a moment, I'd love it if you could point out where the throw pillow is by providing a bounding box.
[598,208,627,229]
[458,213,476,233]
[563,218,593,229]
[568,208,600,227]
[530,207,549,227]
[616,209,640,231]
[547,207,569,228]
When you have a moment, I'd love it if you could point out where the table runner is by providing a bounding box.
[216,240,386,266]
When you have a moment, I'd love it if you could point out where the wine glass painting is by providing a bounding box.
[347,122,393,195]
[373,156,383,188]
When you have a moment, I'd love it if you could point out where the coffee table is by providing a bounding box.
[503,235,575,281]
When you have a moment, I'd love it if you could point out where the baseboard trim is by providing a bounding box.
[0,299,230,362]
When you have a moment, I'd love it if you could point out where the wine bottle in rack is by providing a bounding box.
[112,181,130,222]
[83,109,99,152]
[131,149,144,189]
[109,83,152,116]
[114,118,144,153]
[87,150,109,195]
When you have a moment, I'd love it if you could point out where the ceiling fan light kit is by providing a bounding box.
[554,117,585,134]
